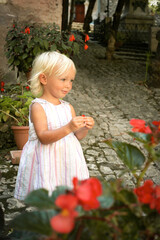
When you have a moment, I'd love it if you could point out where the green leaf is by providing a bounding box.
[50,185,68,202]
[11,210,56,236]
[14,59,20,66]
[50,44,57,51]
[98,195,114,209]
[43,40,49,50]
[22,53,28,59]
[25,188,55,209]
[33,46,41,56]
[128,132,151,143]
[105,140,145,171]
[8,57,14,64]
[98,182,114,208]
[25,186,67,209]
[73,42,80,55]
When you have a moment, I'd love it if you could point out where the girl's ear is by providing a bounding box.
[39,73,47,85]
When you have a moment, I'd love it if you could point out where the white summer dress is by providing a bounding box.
[14,98,89,200]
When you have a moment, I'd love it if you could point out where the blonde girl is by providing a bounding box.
[14,51,94,200]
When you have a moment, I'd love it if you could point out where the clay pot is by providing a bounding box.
[11,126,29,150]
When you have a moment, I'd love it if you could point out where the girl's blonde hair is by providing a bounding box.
[29,51,76,96]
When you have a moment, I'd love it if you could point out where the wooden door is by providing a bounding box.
[75,4,84,23]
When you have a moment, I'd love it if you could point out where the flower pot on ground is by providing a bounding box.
[0,83,34,149]
[11,126,29,150]
[10,150,22,164]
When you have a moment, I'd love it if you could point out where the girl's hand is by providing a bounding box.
[83,116,94,129]
[69,116,86,132]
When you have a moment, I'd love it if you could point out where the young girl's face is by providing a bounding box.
[44,65,76,100]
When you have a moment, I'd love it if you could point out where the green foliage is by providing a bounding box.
[0,84,34,126]
[105,140,145,172]
[5,21,83,76]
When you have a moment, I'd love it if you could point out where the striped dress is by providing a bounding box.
[14,98,89,200]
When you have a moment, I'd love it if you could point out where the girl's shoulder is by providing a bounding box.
[31,98,70,106]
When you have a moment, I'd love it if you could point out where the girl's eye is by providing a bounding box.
[70,79,74,83]
[61,79,66,81]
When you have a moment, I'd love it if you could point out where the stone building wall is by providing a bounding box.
[0,0,62,81]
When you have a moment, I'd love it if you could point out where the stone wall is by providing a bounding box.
[0,0,62,82]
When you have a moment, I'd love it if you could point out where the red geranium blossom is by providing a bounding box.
[85,34,90,42]
[130,119,152,134]
[69,34,75,41]
[24,27,30,34]
[25,86,30,91]
[50,194,78,233]
[1,81,4,87]
[82,115,85,117]
[73,177,102,210]
[84,44,88,50]
[1,88,4,92]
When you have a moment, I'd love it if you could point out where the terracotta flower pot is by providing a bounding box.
[11,126,29,150]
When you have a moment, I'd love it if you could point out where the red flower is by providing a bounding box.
[82,115,85,117]
[13,24,15,28]
[24,27,30,34]
[130,119,152,134]
[69,34,75,42]
[1,81,4,87]
[73,177,102,210]
[50,210,77,233]
[84,44,88,50]
[85,34,90,42]
[152,121,160,131]
[50,194,78,233]
[134,180,160,213]
[1,88,4,92]
[134,180,154,204]
[55,194,78,210]
[25,86,30,91]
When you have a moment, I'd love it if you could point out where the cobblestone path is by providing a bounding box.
[1,41,160,223]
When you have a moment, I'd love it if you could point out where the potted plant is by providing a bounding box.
[0,83,34,151]
[4,21,83,78]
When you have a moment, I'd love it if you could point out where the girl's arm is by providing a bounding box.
[70,105,94,140]
[31,103,86,144]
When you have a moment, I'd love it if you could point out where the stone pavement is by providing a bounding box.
[1,40,160,224]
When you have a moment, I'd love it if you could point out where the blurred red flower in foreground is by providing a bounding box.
[1,88,4,92]
[50,194,78,233]
[69,34,75,41]
[50,178,102,233]
[130,119,152,134]
[73,177,102,210]
[134,180,160,213]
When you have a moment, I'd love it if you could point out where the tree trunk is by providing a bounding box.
[68,0,75,32]
[83,0,96,34]
[106,0,126,60]
[61,0,69,32]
